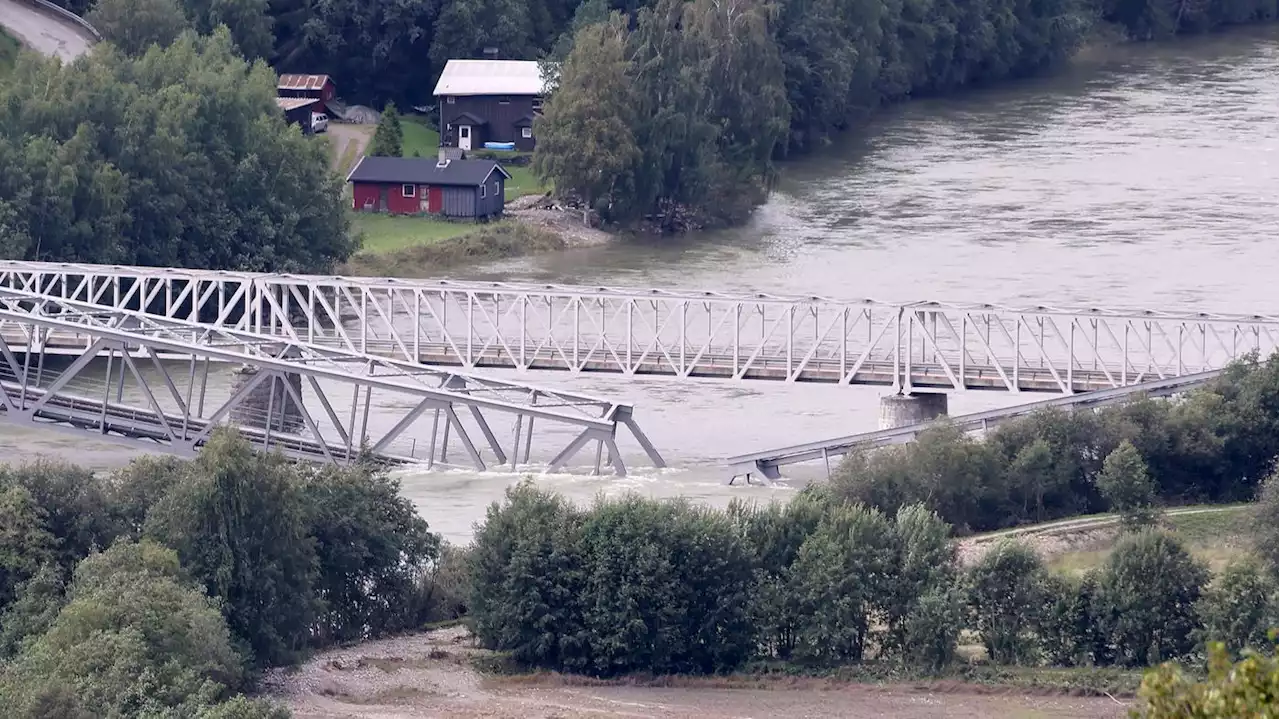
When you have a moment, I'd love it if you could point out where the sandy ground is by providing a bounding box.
[264,627,1129,719]
[0,0,95,62]
[507,194,613,248]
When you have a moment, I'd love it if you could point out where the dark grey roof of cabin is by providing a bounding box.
[345,157,510,187]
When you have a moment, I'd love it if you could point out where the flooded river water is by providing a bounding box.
[6,28,1276,544]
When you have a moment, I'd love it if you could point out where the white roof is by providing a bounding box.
[432,60,546,97]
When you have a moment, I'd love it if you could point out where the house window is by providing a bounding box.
[447,96,455,104]
[492,181,499,197]
[481,184,487,199]
[521,127,532,139]
[420,185,429,198]
[498,97,510,105]
[402,184,415,198]
[532,97,543,112]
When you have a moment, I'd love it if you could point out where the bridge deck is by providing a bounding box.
[0,261,1275,395]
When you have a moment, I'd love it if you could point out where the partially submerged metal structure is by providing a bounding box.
[0,260,1274,394]
[0,289,663,475]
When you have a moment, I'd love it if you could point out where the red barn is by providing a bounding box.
[346,156,510,219]
[277,74,336,104]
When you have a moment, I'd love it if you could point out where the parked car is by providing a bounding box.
[311,112,329,134]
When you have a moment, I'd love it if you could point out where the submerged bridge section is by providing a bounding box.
[727,370,1226,484]
[0,288,664,476]
[0,261,1276,395]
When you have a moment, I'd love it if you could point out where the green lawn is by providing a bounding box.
[503,163,546,201]
[0,29,20,77]
[349,213,473,253]
[401,115,440,158]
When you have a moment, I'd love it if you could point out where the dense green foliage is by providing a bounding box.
[0,431,451,717]
[533,0,1274,227]
[87,0,191,57]
[1132,639,1279,719]
[470,482,1278,677]
[0,31,355,271]
[830,353,1279,534]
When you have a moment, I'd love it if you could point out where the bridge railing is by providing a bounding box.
[0,261,1275,393]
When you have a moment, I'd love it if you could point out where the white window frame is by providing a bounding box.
[498,97,510,105]
[446,96,455,104]
[521,127,532,139]
[480,184,487,199]
[402,184,415,198]
[492,181,499,197]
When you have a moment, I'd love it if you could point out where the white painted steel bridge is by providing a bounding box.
[0,288,664,476]
[1,261,1275,395]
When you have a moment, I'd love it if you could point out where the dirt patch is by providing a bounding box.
[506,194,613,249]
[266,627,1129,719]
[958,525,1119,567]
[326,124,374,173]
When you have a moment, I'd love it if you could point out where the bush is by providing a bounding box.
[468,482,585,670]
[898,585,964,672]
[965,541,1048,664]
[788,504,897,663]
[1254,471,1278,573]
[1196,560,1277,658]
[1090,531,1209,667]
[343,222,566,278]
[1038,573,1100,667]
[1132,639,1279,718]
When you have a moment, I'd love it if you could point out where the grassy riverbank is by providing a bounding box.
[342,220,564,276]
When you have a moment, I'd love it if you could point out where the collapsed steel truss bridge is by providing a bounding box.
[1,261,1275,394]
[0,288,664,475]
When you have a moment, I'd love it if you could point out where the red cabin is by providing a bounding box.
[345,156,510,219]
[277,74,336,104]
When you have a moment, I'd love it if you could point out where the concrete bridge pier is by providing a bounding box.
[230,366,304,435]
[878,392,948,430]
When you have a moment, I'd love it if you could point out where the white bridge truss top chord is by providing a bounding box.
[1,261,1276,394]
[0,288,665,476]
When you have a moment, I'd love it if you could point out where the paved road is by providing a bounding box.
[0,0,94,62]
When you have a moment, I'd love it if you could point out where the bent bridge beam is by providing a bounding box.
[0,261,1276,394]
[0,288,664,475]
[727,370,1226,484]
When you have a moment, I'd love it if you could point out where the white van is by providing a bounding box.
[310,112,329,134]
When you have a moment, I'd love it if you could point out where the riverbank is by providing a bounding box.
[265,625,1133,719]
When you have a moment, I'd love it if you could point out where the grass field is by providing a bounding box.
[349,213,474,253]
[0,29,20,76]
[401,115,440,157]
[1042,505,1254,577]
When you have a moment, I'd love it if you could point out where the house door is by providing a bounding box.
[428,186,443,213]
[378,188,388,212]
[458,125,472,151]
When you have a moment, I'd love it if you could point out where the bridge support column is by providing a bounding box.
[878,392,948,430]
[230,366,304,434]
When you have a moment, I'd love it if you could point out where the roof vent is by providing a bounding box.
[436,159,450,168]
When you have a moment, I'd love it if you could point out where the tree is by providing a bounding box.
[86,0,192,57]
[0,540,243,717]
[300,464,440,645]
[789,503,897,663]
[966,540,1048,664]
[533,14,639,222]
[0,30,356,273]
[883,503,958,660]
[1096,440,1159,529]
[368,101,405,157]
[0,460,122,575]
[1091,530,1209,667]
[0,564,68,659]
[182,0,275,59]
[0,485,55,611]
[143,430,320,667]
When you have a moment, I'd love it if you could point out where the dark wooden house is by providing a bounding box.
[277,74,337,104]
[433,60,546,153]
[276,97,320,133]
[345,156,510,219]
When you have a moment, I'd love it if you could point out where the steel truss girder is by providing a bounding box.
[0,261,1275,395]
[0,289,666,475]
